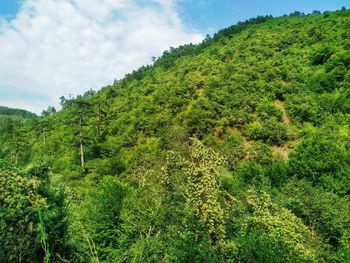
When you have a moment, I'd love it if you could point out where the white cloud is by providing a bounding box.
[0,0,203,114]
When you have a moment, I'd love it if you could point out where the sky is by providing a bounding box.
[0,0,349,114]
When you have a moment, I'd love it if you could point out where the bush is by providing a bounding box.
[288,135,350,195]
[310,71,338,93]
[245,118,288,145]
[256,100,283,121]
[280,179,350,252]
[236,230,288,263]
[234,161,270,189]
[70,176,130,261]
[248,142,274,166]
[285,94,321,124]
[218,135,245,170]
[242,191,321,262]
[0,165,70,262]
[185,98,218,138]
[311,46,335,65]
[266,160,288,187]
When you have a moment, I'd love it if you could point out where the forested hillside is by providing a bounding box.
[0,106,36,118]
[1,9,350,262]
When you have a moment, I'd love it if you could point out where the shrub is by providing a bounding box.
[311,46,335,65]
[245,118,288,145]
[288,135,350,195]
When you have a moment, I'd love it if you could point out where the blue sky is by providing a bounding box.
[1,0,348,35]
[178,0,349,34]
[0,0,349,113]
[0,0,22,19]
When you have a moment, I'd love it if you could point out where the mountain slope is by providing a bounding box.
[48,9,350,180]
[0,9,350,262]
[0,105,37,118]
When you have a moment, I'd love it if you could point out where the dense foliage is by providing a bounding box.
[0,106,37,119]
[1,9,350,262]
[0,161,70,262]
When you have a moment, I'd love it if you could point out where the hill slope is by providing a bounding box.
[0,105,37,118]
[0,9,350,262]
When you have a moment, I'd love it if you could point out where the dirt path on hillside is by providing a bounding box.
[275,99,290,125]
